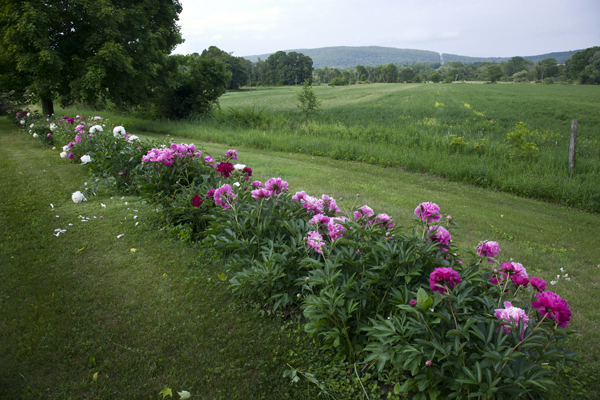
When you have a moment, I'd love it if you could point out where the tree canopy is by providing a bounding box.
[0,0,183,114]
[200,46,250,90]
[261,51,313,86]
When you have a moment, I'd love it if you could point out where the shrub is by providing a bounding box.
[329,77,349,86]
[506,122,538,157]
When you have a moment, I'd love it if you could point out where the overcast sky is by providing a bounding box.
[173,0,599,58]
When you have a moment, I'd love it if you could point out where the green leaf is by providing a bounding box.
[416,288,428,308]
[159,388,173,398]
[422,297,433,312]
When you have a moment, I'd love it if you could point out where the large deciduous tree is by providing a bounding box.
[0,0,183,115]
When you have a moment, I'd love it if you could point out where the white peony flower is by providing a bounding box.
[26,112,30,117]
[126,134,139,142]
[113,126,126,137]
[62,145,69,152]
[49,123,57,131]
[32,133,39,138]
[20,120,25,124]
[72,191,86,203]
[233,182,241,187]
[89,125,103,133]
[30,123,34,128]
[60,152,68,159]
[80,155,91,164]
[233,164,246,170]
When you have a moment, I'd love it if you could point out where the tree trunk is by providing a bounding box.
[41,97,54,116]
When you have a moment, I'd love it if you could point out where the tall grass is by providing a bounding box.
[56,83,600,212]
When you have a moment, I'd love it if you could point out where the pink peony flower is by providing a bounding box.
[192,194,203,207]
[214,184,235,209]
[251,181,263,188]
[206,189,216,199]
[531,277,547,292]
[501,262,528,278]
[302,195,324,214]
[265,177,289,195]
[428,225,451,246]
[374,213,395,229]
[306,230,325,254]
[321,195,340,214]
[414,202,441,223]
[354,205,374,221]
[532,291,572,328]
[216,162,235,178]
[68,152,75,161]
[225,149,237,160]
[495,301,529,336]
[409,299,417,307]
[429,267,461,293]
[292,191,306,201]
[309,214,330,225]
[204,155,214,163]
[327,217,348,241]
[251,188,272,199]
[476,241,501,262]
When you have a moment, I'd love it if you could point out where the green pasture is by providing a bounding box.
[59,83,600,212]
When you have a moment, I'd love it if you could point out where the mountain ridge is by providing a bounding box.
[242,46,582,68]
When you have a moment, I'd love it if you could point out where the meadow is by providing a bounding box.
[96,83,600,213]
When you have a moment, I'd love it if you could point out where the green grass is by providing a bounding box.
[5,103,600,398]
[56,83,600,212]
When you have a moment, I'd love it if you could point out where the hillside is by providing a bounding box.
[243,46,583,68]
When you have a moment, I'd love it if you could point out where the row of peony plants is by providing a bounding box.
[13,109,575,399]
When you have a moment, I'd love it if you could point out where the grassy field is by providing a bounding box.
[14,83,600,397]
[59,83,600,212]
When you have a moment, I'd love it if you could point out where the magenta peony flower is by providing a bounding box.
[206,189,216,199]
[225,149,238,160]
[532,291,572,328]
[192,194,203,207]
[68,152,75,161]
[531,277,547,292]
[495,301,529,336]
[414,202,441,223]
[428,225,451,246]
[476,241,501,262]
[251,188,272,199]
[214,184,236,209]
[216,162,235,178]
[251,181,263,188]
[265,177,289,195]
[242,166,252,180]
[429,267,461,293]
[204,155,214,163]
[321,195,341,214]
[306,230,325,254]
[409,299,417,307]
[511,274,529,288]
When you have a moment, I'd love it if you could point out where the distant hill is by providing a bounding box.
[243,46,583,68]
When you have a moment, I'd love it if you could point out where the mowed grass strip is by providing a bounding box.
[0,118,317,399]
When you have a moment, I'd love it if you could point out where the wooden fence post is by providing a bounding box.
[569,119,578,173]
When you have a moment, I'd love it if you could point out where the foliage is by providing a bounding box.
[430,73,441,83]
[296,80,322,122]
[506,122,539,157]
[261,51,314,86]
[0,0,183,114]
[329,77,349,86]
[152,55,230,120]
[487,65,503,83]
[566,46,600,84]
[200,45,250,90]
